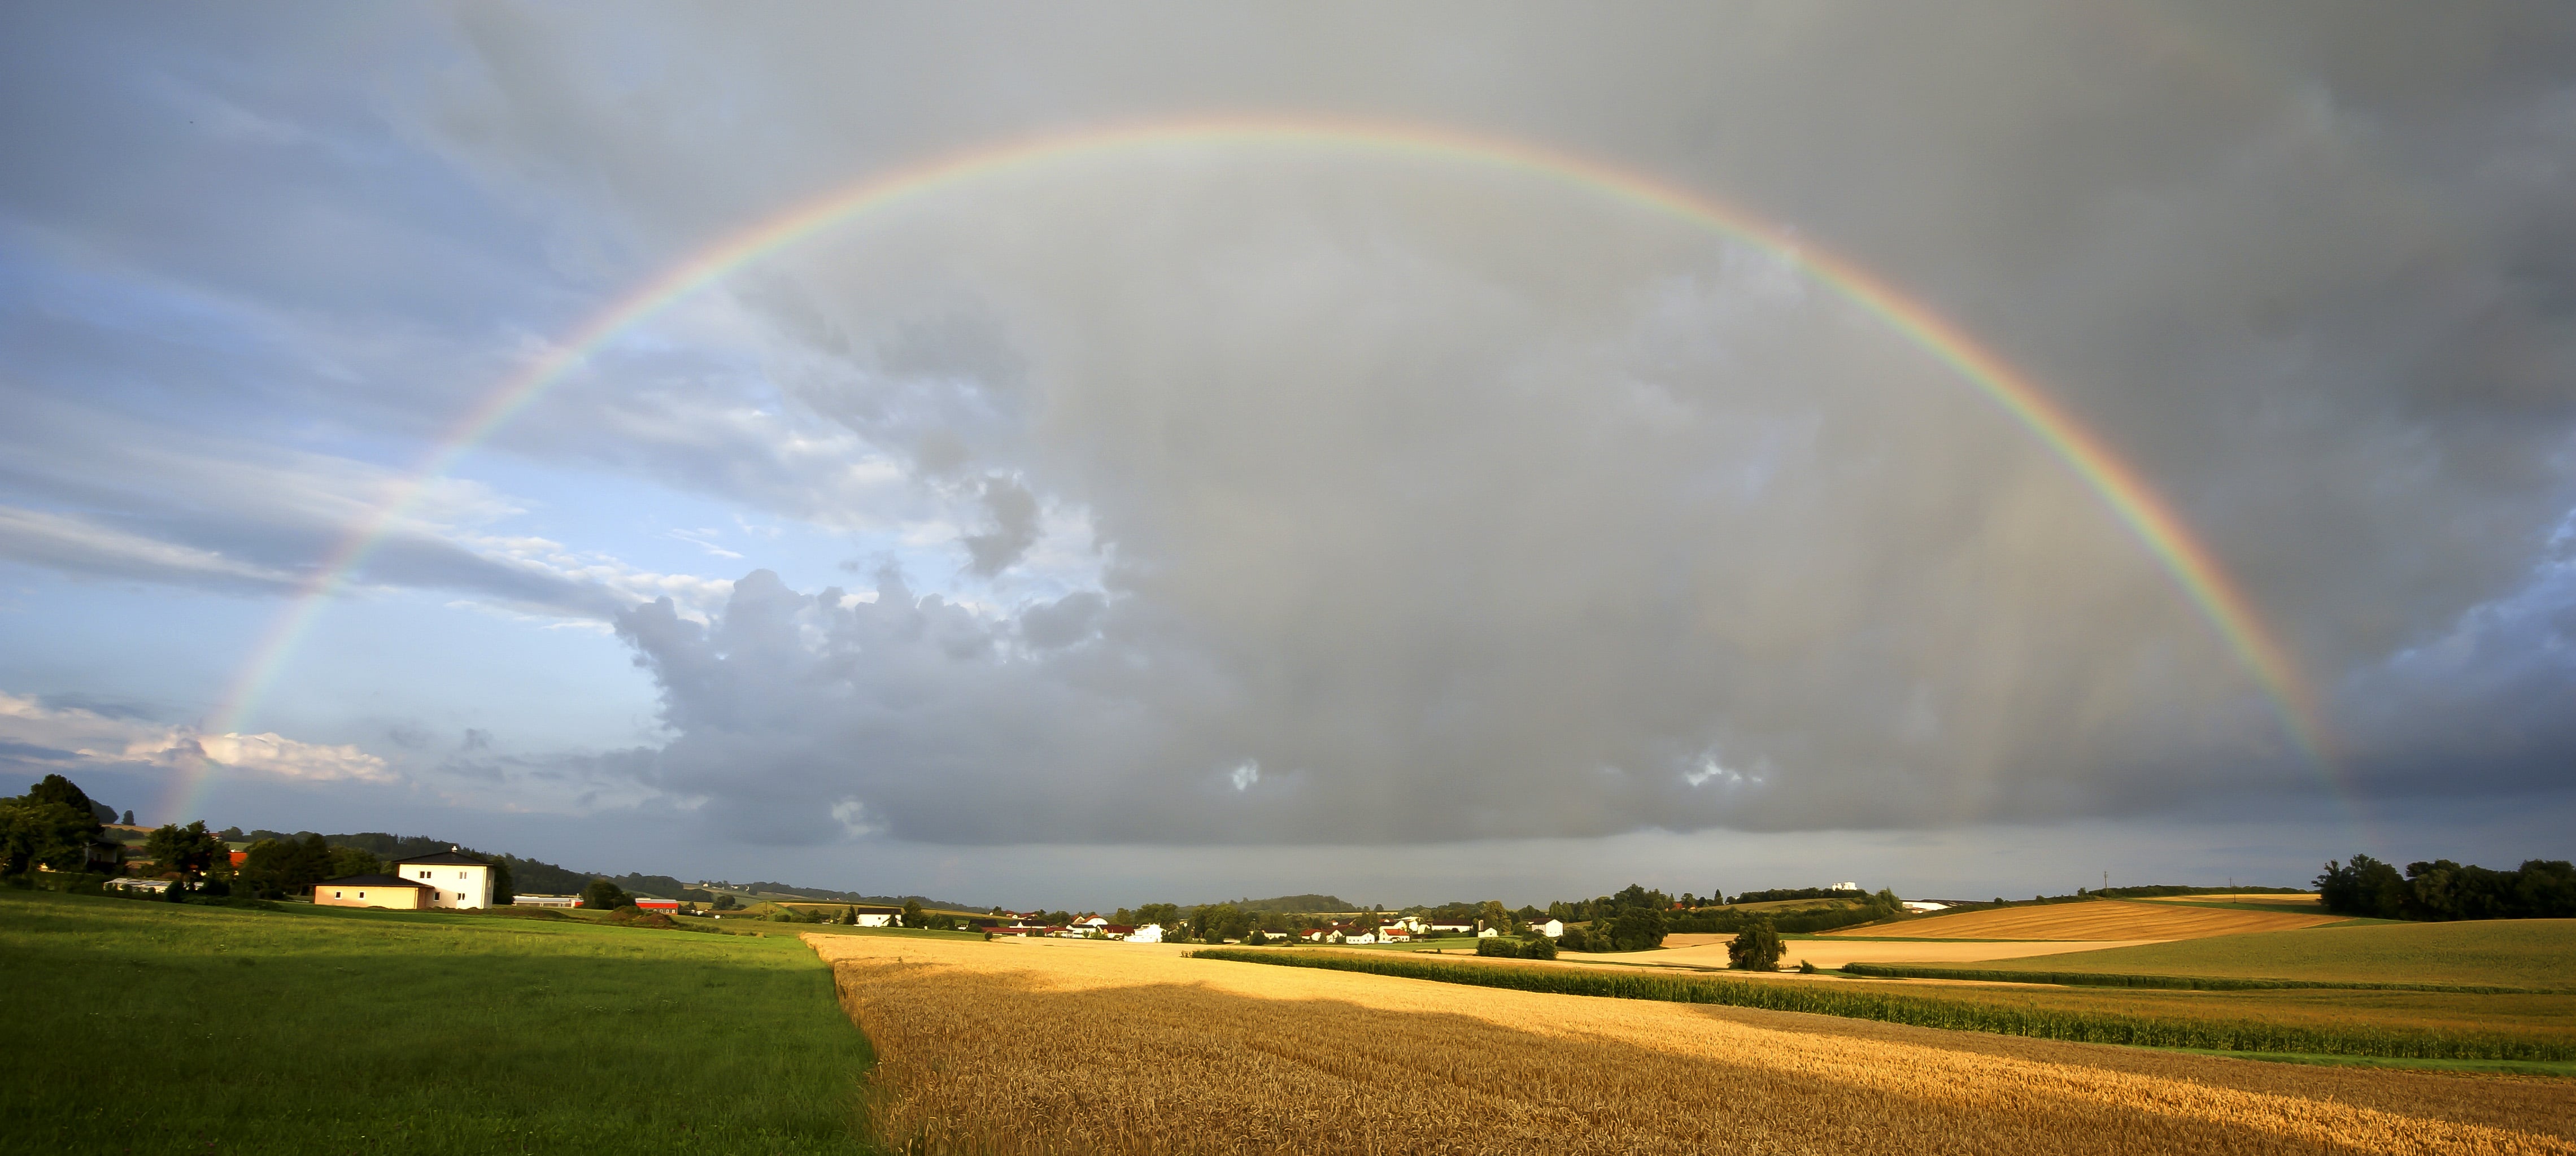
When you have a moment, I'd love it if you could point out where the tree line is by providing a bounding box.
[2316,854,2576,921]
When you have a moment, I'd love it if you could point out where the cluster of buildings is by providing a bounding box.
[990,915,1165,942]
[979,911,1571,945]
[313,849,495,911]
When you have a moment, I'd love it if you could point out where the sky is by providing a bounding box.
[2,3,2571,909]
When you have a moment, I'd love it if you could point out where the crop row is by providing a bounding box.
[1191,949,2574,1061]
[1835,962,2560,996]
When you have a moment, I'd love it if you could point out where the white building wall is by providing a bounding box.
[399,863,492,909]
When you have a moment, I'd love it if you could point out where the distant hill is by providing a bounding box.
[726,880,982,910]
[1204,894,1353,914]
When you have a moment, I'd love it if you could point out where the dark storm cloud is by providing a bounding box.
[6,3,2573,849]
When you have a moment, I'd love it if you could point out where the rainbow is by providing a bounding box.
[169,116,2333,821]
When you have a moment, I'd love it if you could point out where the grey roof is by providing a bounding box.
[392,850,487,866]
[318,874,430,888]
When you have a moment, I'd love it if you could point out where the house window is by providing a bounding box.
[333,891,343,898]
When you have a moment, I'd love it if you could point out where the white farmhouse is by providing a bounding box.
[1529,918,1565,938]
[1128,923,1165,944]
[393,849,493,909]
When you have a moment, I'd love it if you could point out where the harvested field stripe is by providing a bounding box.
[1837,962,2571,995]
[1193,949,2576,1062]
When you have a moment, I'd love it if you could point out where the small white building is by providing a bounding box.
[514,893,581,908]
[1901,901,1950,913]
[1528,918,1565,938]
[1829,882,1861,892]
[1427,919,1474,935]
[392,849,492,909]
[1476,926,1501,938]
[1128,923,1165,944]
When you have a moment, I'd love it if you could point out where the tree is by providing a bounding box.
[144,821,225,878]
[901,899,925,928]
[1475,900,1512,935]
[2317,855,2407,918]
[1728,919,1785,971]
[121,810,133,825]
[1194,902,1248,943]
[1134,902,1180,928]
[325,845,383,880]
[1603,904,1669,952]
[712,893,739,911]
[27,774,108,823]
[490,858,515,905]
[1,791,105,875]
[237,834,333,898]
[582,879,632,911]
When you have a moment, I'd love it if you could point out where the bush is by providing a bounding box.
[1476,936,1559,960]
[1728,919,1785,971]
[580,879,630,912]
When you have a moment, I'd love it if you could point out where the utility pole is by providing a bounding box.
[2102,870,2108,893]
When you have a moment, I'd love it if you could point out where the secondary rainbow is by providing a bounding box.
[171,116,2333,820]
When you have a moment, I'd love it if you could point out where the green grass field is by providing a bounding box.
[0,890,873,1155]
[1978,919,2576,988]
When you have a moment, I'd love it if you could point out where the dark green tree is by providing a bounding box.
[2,792,104,875]
[237,834,334,897]
[1604,905,1669,952]
[144,821,225,877]
[325,845,383,880]
[581,879,632,910]
[2316,855,2408,918]
[901,898,925,928]
[1728,919,1785,970]
[489,858,515,905]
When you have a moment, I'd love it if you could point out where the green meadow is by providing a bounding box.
[0,890,872,1155]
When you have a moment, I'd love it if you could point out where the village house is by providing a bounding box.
[315,874,431,909]
[1128,923,1165,943]
[387,848,494,909]
[1426,917,1474,935]
[1528,918,1565,938]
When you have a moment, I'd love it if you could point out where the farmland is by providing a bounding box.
[1963,919,2576,989]
[0,889,871,1155]
[814,933,2576,1154]
[1834,897,2344,940]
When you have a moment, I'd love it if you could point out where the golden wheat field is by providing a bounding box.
[1838,898,2344,940]
[810,933,2576,1155]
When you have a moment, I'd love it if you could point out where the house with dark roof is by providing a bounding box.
[386,848,494,909]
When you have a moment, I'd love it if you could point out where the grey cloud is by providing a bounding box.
[536,5,2576,844]
[10,4,2576,855]
[1020,591,1105,649]
[961,476,1041,577]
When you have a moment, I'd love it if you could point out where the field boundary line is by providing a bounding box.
[1837,962,2569,995]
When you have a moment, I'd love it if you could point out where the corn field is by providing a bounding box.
[813,935,2576,1155]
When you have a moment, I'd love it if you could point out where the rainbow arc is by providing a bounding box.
[166,116,2334,821]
